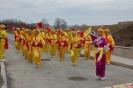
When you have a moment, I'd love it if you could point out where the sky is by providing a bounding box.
[0,0,133,26]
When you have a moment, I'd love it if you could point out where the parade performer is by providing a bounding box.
[42,27,51,54]
[93,27,105,63]
[69,31,82,66]
[104,29,115,64]
[0,24,8,61]
[58,31,68,61]
[89,27,109,81]
[22,29,33,62]
[10,27,22,52]
[65,28,71,53]
[20,25,27,56]
[32,24,45,68]
[83,33,92,60]
[49,29,58,58]
[77,30,84,56]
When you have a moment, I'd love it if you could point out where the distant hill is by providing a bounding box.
[77,21,133,47]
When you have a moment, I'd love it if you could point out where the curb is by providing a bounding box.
[111,61,133,69]
[80,54,133,69]
[0,62,7,88]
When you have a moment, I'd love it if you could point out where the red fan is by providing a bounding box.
[9,26,14,30]
[57,28,62,34]
[72,28,76,31]
[22,24,26,29]
[38,22,42,28]
[46,27,51,32]
[80,31,84,37]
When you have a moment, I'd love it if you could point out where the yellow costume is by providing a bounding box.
[58,32,68,60]
[22,29,33,62]
[0,24,8,61]
[11,28,22,52]
[65,28,71,53]
[69,32,81,66]
[84,35,92,60]
[49,30,58,57]
[32,29,45,67]
[42,29,50,54]
[104,29,115,64]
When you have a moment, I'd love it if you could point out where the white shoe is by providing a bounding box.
[0,59,6,62]
[60,59,62,61]
[74,64,77,67]
[50,56,53,58]
[71,63,74,65]
[95,75,100,80]
[107,63,110,65]
[100,77,106,81]
[36,66,40,68]
[27,61,31,63]
[34,65,37,68]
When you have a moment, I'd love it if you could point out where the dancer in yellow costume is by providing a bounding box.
[22,29,33,62]
[20,28,27,56]
[69,31,82,66]
[42,28,50,54]
[65,28,71,53]
[49,30,58,58]
[58,31,68,61]
[10,27,22,52]
[104,29,115,64]
[0,24,8,61]
[32,29,45,68]
[84,34,92,60]
[77,30,84,56]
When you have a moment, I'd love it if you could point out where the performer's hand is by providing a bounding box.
[55,40,57,43]
[62,39,65,41]
[74,43,78,47]
[35,42,38,45]
[90,41,92,44]
[107,43,110,46]
[61,42,64,46]
[96,61,101,67]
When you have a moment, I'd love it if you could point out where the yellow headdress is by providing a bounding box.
[98,28,104,33]
[104,29,110,33]
[0,24,6,29]
[77,30,81,33]
[66,28,69,31]
[16,28,20,31]
[40,28,43,31]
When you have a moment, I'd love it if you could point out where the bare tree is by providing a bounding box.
[41,18,48,28]
[53,18,68,30]
[69,24,80,29]
[80,24,88,27]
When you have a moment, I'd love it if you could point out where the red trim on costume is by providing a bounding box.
[5,38,9,49]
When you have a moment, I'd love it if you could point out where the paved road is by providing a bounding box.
[5,33,133,88]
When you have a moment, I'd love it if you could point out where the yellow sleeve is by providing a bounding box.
[23,33,30,42]
[40,36,45,44]
[97,48,103,62]
[110,35,115,46]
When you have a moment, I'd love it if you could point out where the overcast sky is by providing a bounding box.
[0,0,133,26]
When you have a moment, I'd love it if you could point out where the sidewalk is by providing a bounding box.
[81,50,133,69]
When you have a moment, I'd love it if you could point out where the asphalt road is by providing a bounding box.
[5,33,133,88]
